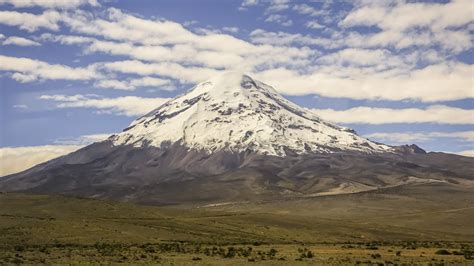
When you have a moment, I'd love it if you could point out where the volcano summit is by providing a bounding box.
[1,73,472,205]
[111,72,390,156]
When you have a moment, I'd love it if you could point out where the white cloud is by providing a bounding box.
[340,0,473,53]
[240,0,290,13]
[222,27,239,33]
[316,48,403,68]
[54,133,112,145]
[59,8,258,53]
[0,10,61,32]
[95,79,134,90]
[255,63,473,102]
[341,0,472,31]
[265,14,293,26]
[451,150,474,157]
[365,131,474,143]
[240,0,258,8]
[40,94,171,116]
[44,11,312,69]
[0,132,110,176]
[0,145,82,176]
[250,29,333,47]
[183,20,198,27]
[265,0,290,13]
[344,28,471,53]
[129,77,172,89]
[293,4,325,16]
[0,55,100,82]
[0,5,471,104]
[83,38,245,68]
[100,60,222,84]
[94,77,172,91]
[2,36,40,46]
[10,72,38,83]
[305,20,324,29]
[12,104,28,109]
[0,0,99,9]
[311,105,474,125]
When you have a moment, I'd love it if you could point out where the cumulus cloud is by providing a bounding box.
[40,94,171,116]
[94,79,134,90]
[57,36,246,68]
[57,8,259,53]
[0,10,62,32]
[340,0,473,53]
[0,55,100,82]
[0,0,99,9]
[240,0,290,13]
[316,48,404,68]
[100,60,222,84]
[129,77,173,89]
[0,2,472,104]
[2,36,40,46]
[0,145,82,176]
[365,131,474,143]
[293,4,325,16]
[451,150,474,157]
[265,0,290,14]
[0,132,111,176]
[42,9,312,69]
[265,14,292,26]
[54,133,112,145]
[341,0,472,31]
[239,0,259,10]
[222,27,239,33]
[256,63,473,102]
[305,20,324,29]
[94,77,172,91]
[250,29,326,46]
[312,105,474,125]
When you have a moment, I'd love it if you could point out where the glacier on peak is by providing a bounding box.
[110,72,392,156]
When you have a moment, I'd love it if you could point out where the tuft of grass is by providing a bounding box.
[435,249,451,255]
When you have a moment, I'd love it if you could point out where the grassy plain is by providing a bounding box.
[0,185,473,264]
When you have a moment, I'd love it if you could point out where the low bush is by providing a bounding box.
[435,249,451,255]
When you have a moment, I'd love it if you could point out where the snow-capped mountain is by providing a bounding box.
[110,72,391,156]
[2,72,472,206]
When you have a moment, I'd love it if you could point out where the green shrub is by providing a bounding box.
[13,245,25,252]
[371,253,381,259]
[435,249,451,255]
[39,246,48,253]
[268,248,278,257]
[142,245,155,253]
[224,247,236,258]
[463,250,473,260]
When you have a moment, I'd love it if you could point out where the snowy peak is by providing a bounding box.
[110,72,392,156]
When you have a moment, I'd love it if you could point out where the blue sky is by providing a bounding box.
[0,0,473,175]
